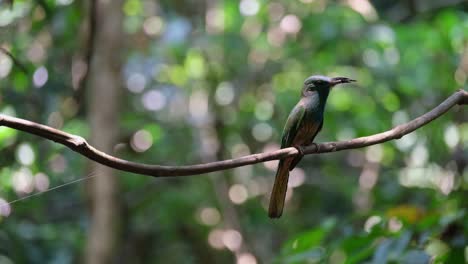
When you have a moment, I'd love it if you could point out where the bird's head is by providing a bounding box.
[302,75,356,97]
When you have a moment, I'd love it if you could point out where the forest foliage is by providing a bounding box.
[0,0,467,263]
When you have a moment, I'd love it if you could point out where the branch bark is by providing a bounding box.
[0,89,466,177]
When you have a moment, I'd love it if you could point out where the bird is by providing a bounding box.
[268,75,356,218]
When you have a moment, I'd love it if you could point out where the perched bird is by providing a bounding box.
[268,75,356,218]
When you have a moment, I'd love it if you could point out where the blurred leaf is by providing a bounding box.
[280,218,336,262]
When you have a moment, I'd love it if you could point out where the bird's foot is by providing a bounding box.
[294,146,305,156]
[311,142,320,152]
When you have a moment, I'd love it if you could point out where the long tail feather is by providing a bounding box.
[268,159,292,218]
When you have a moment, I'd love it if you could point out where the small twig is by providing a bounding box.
[0,47,29,74]
[0,90,466,177]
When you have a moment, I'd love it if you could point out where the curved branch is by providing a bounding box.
[0,89,466,177]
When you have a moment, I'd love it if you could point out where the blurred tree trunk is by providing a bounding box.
[85,0,123,263]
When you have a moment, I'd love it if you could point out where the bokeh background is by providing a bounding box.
[0,0,467,263]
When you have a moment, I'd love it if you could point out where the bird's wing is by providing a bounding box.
[281,104,306,148]
[306,118,323,145]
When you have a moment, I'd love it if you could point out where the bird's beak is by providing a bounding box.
[331,77,356,86]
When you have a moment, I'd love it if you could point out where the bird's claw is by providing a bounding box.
[294,146,305,156]
[311,142,320,152]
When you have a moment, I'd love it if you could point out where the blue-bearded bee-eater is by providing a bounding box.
[268,75,356,218]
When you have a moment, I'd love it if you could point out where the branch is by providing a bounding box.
[0,89,466,177]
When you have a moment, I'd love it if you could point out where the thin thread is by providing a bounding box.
[7,172,97,205]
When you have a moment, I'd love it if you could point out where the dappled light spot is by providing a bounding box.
[254,101,274,121]
[185,51,206,79]
[353,190,372,212]
[346,150,365,167]
[200,131,220,158]
[229,184,248,204]
[329,249,347,264]
[215,82,235,106]
[248,49,268,66]
[0,198,11,217]
[254,177,270,196]
[384,47,400,65]
[241,19,262,41]
[399,164,456,194]
[33,66,48,88]
[0,51,13,79]
[126,73,146,93]
[362,49,380,67]
[399,167,425,187]
[16,143,35,166]
[143,16,164,37]
[206,7,224,34]
[56,0,73,5]
[454,68,466,85]
[392,110,409,127]
[267,26,285,47]
[381,91,400,112]
[359,163,379,190]
[198,207,221,226]
[288,168,305,188]
[370,25,395,44]
[252,123,273,142]
[0,9,15,26]
[189,90,209,122]
[438,171,454,195]
[49,154,67,173]
[426,239,450,259]
[123,0,142,16]
[113,143,127,154]
[388,217,403,232]
[27,42,46,63]
[263,159,279,171]
[365,145,383,163]
[12,168,34,194]
[163,18,191,44]
[142,90,167,111]
[222,229,243,251]
[409,143,428,167]
[168,93,189,120]
[280,15,301,34]
[246,179,261,196]
[336,127,356,141]
[62,97,79,118]
[346,0,378,21]
[130,129,153,152]
[231,143,250,159]
[394,132,417,151]
[443,124,459,149]
[208,229,225,249]
[239,0,259,17]
[262,143,280,171]
[268,3,284,22]
[34,173,50,192]
[364,215,381,233]
[233,166,253,179]
[236,253,257,264]
[47,111,64,129]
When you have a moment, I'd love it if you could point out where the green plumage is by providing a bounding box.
[268,75,355,218]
